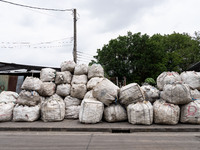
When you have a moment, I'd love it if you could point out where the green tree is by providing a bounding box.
[163,32,200,71]
[93,32,200,84]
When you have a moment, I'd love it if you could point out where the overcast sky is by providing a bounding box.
[0,0,199,67]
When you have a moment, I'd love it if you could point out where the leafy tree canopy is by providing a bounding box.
[91,32,200,84]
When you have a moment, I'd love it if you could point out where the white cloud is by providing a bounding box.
[0,0,199,66]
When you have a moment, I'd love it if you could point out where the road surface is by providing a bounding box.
[0,132,200,150]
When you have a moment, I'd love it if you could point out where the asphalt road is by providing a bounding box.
[0,132,200,150]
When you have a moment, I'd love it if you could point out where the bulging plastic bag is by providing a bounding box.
[160,82,192,105]
[88,64,104,79]
[0,102,15,122]
[0,91,18,103]
[180,99,200,124]
[153,100,180,125]
[93,79,119,106]
[13,104,40,122]
[119,83,145,107]
[156,72,181,90]
[41,94,65,122]
[127,101,153,125]
[180,71,200,90]
[40,68,56,82]
[79,99,104,123]
[104,104,127,123]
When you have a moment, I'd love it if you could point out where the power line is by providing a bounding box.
[77,51,95,57]
[77,56,93,61]
[0,0,72,11]
[23,7,72,21]
[77,54,94,60]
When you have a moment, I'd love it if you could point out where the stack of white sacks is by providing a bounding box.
[0,60,200,125]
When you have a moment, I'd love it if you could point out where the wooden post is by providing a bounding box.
[73,9,77,63]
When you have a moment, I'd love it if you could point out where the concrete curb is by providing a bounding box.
[0,126,200,133]
[0,120,200,132]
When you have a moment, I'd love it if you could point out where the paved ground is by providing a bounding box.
[0,119,200,132]
[1,132,200,150]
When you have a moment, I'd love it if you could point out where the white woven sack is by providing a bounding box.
[55,71,72,85]
[87,77,104,90]
[17,90,41,106]
[127,101,153,125]
[13,104,40,122]
[191,89,200,100]
[71,75,88,85]
[38,82,56,97]
[88,64,104,79]
[41,94,65,122]
[160,82,192,105]
[104,104,127,123]
[56,84,71,97]
[21,77,42,92]
[156,72,181,90]
[119,83,145,107]
[141,85,159,103]
[0,102,15,122]
[70,84,87,99]
[93,78,119,106]
[74,64,88,75]
[180,71,200,90]
[180,100,200,124]
[40,68,56,82]
[60,60,76,73]
[84,90,95,99]
[65,106,81,119]
[153,100,180,125]
[0,91,18,103]
[79,99,104,123]
[64,96,81,107]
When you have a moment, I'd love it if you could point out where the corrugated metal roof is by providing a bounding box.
[0,62,60,75]
[187,61,200,71]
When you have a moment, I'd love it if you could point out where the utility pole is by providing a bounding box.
[73,9,77,63]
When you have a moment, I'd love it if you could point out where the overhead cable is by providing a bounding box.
[77,51,95,57]
[0,0,73,11]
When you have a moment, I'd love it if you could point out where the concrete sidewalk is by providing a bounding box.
[0,120,200,132]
